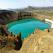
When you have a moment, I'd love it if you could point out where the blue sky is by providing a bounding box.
[0,0,53,9]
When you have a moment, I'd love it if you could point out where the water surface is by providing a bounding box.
[7,18,50,39]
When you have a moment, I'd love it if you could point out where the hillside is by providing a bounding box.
[0,6,53,24]
[0,10,17,24]
[0,29,53,53]
[11,6,53,21]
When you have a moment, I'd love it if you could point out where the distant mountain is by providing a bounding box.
[11,6,37,12]
[11,6,53,12]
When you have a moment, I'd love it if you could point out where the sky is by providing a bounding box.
[0,0,53,9]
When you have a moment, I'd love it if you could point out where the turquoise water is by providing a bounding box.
[7,19,50,39]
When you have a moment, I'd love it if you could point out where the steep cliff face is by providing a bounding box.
[0,10,33,25]
[0,10,17,24]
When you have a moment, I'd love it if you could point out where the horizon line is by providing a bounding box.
[0,6,53,9]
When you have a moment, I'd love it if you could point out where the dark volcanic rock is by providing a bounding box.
[0,10,17,24]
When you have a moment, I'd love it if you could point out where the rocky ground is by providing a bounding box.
[0,29,53,53]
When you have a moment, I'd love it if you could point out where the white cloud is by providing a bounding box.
[0,0,53,9]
